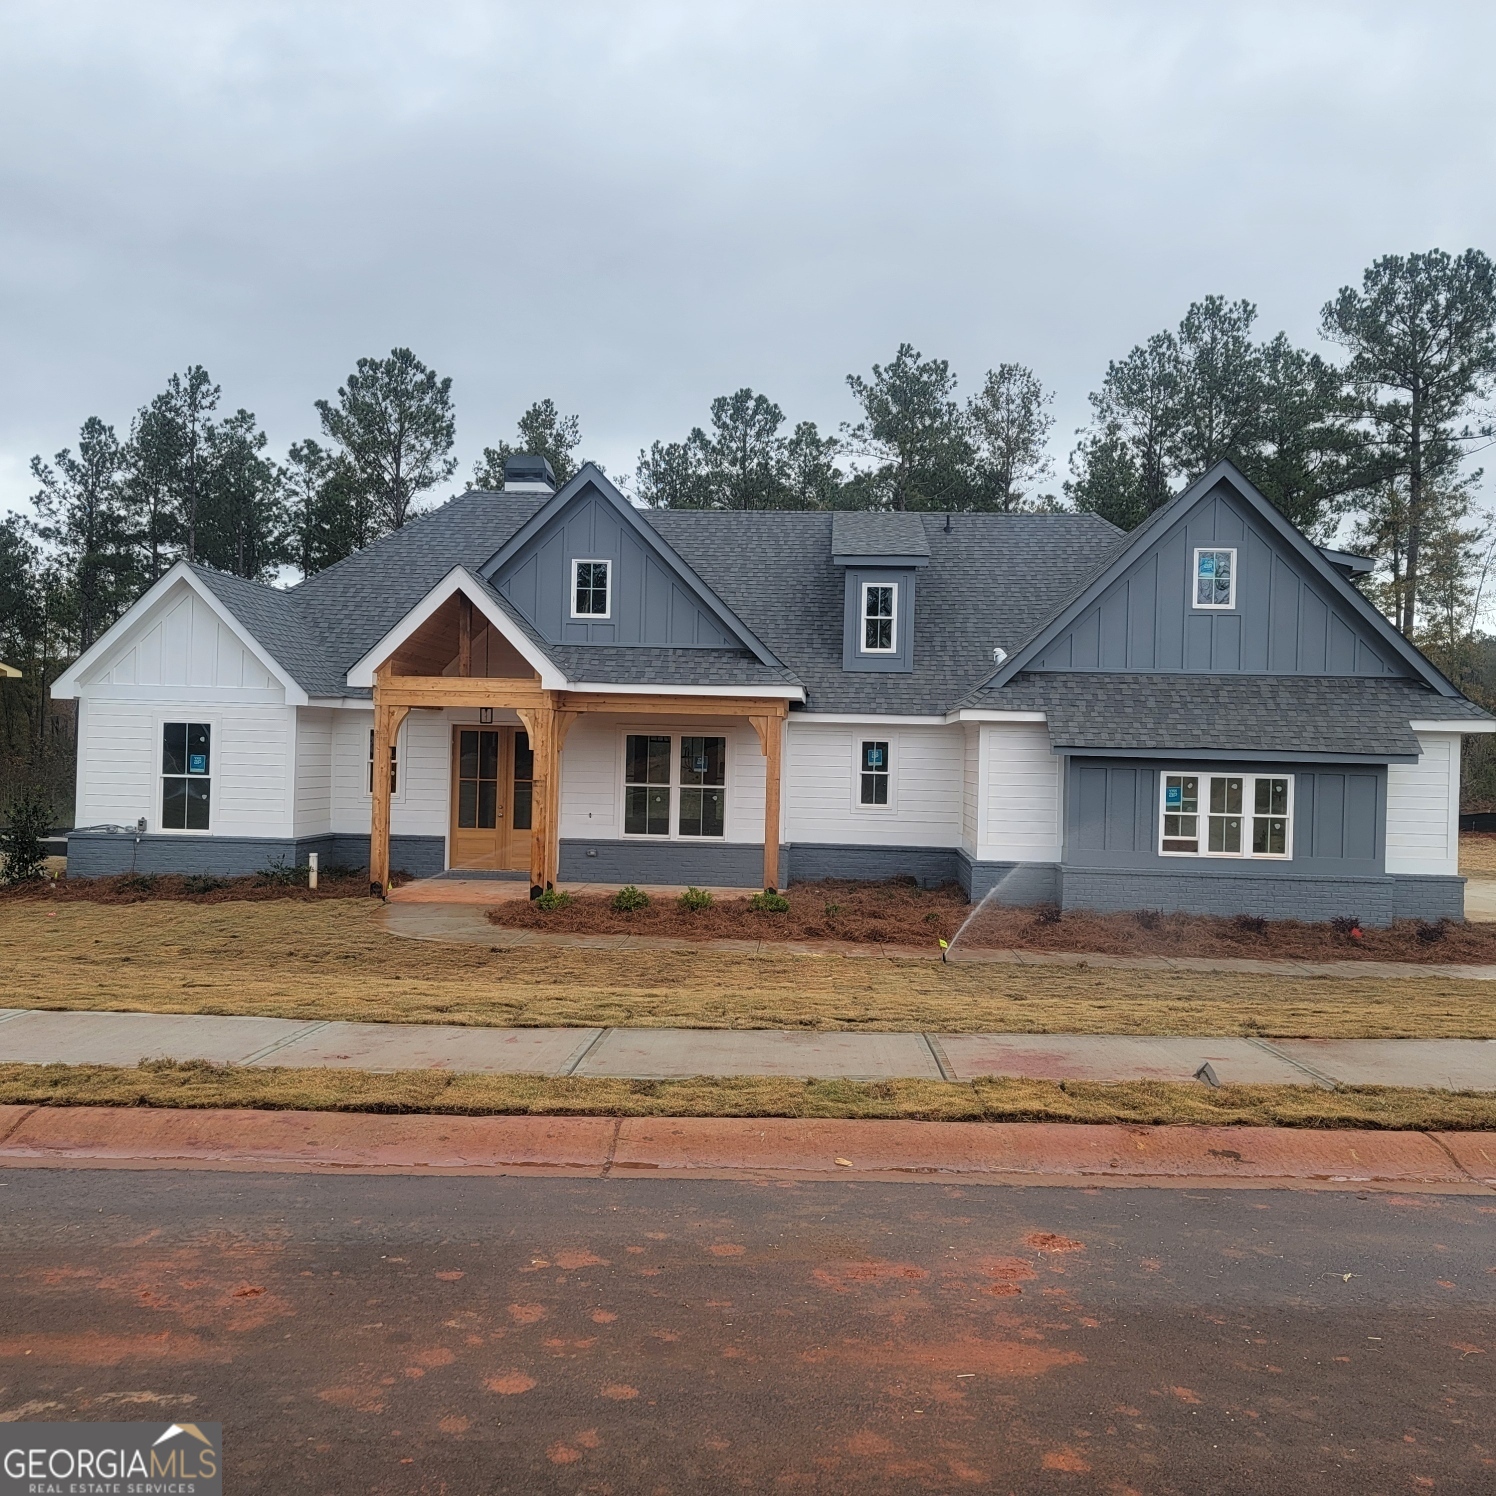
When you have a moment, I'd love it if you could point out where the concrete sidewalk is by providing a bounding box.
[378,901,1496,980]
[0,1106,1491,1191]
[1,1008,1493,1090]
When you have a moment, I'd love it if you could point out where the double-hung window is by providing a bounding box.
[573,559,611,618]
[1160,772,1291,859]
[623,732,727,838]
[162,722,211,830]
[861,582,896,652]
[368,728,398,795]
[859,740,890,805]
[1193,548,1236,608]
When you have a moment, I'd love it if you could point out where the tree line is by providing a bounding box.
[6,247,1496,815]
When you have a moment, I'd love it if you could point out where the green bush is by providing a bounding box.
[612,884,651,912]
[677,886,713,911]
[118,873,160,894]
[749,890,790,913]
[181,874,230,895]
[0,787,51,885]
[535,887,573,911]
[254,856,305,887]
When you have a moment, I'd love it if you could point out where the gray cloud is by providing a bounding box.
[3,0,1494,514]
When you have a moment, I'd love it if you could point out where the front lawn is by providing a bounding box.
[3,899,1495,1039]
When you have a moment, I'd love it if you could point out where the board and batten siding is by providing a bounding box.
[560,716,767,844]
[1385,732,1461,877]
[977,723,1062,863]
[784,722,962,848]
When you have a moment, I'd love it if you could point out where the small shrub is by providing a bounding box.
[1232,913,1267,936]
[678,886,714,911]
[1134,909,1162,930]
[254,857,305,888]
[535,888,573,911]
[1330,915,1363,938]
[0,787,52,886]
[922,910,943,924]
[1033,905,1062,926]
[749,890,790,913]
[181,874,230,895]
[118,873,160,894]
[1415,920,1447,945]
[612,884,650,912]
[823,901,843,917]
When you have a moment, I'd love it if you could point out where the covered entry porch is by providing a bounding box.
[362,583,793,897]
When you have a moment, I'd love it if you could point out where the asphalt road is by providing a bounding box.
[0,1170,1491,1494]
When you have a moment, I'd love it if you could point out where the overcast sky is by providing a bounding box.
[3,0,1495,520]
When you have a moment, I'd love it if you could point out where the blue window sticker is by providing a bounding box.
[1165,784,1182,806]
[1198,554,1215,577]
[189,753,207,774]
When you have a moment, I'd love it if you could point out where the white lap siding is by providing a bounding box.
[559,715,765,843]
[76,699,294,837]
[293,708,334,837]
[785,722,963,847]
[976,723,1062,863]
[1386,732,1460,876]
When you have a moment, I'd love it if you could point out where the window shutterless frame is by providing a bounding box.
[571,558,612,619]
[1192,547,1237,609]
[621,731,728,839]
[160,720,212,832]
[1158,771,1292,859]
[860,581,897,653]
[856,738,892,808]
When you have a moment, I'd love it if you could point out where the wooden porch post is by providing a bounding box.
[750,712,784,891]
[369,680,410,897]
[517,700,559,895]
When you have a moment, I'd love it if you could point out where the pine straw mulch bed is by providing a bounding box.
[488,876,1496,965]
[0,868,404,906]
[487,878,968,946]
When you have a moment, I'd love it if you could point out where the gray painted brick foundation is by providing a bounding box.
[559,839,786,888]
[789,843,958,889]
[1060,866,1464,925]
[65,831,446,880]
[956,855,1060,905]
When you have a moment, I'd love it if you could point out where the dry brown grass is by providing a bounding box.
[1460,832,1496,878]
[2,1058,1493,1130]
[4,900,1496,1039]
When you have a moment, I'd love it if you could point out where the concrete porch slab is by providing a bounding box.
[573,1027,944,1081]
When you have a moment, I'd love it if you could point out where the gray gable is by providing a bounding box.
[485,479,746,650]
[1028,481,1397,676]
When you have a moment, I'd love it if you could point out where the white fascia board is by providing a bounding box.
[344,567,566,690]
[569,680,806,701]
[945,709,1048,724]
[51,561,308,705]
[1411,719,1496,734]
[307,696,375,710]
[794,712,946,725]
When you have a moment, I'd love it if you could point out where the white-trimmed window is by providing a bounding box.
[162,722,211,830]
[368,727,398,795]
[1193,548,1236,609]
[572,559,611,618]
[858,740,890,806]
[623,732,726,838]
[861,582,896,652]
[1160,772,1292,858]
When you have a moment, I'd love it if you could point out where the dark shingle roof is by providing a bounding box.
[971,674,1491,758]
[642,510,1122,714]
[544,645,799,689]
[830,511,931,561]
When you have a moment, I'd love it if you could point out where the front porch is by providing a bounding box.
[365,585,792,897]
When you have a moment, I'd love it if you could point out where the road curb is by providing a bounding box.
[0,1105,1491,1192]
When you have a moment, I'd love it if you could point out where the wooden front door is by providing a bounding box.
[449,726,534,871]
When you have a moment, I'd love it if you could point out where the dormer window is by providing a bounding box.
[572,559,611,618]
[861,582,896,652]
[1193,548,1236,609]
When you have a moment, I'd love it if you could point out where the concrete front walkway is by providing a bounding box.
[377,900,1496,981]
[2,1008,1493,1090]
